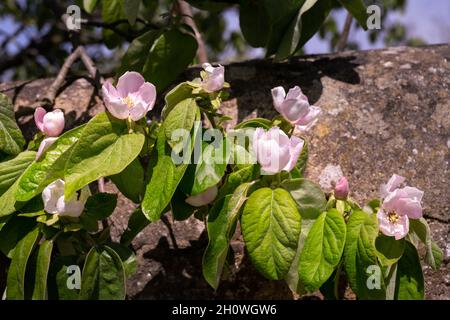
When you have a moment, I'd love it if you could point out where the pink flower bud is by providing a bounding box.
[102,71,156,121]
[185,185,218,207]
[271,86,321,132]
[252,127,304,175]
[334,177,349,200]
[36,137,58,160]
[201,63,224,92]
[34,107,65,137]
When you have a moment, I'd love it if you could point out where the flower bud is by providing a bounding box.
[201,63,225,92]
[34,107,65,137]
[334,177,349,200]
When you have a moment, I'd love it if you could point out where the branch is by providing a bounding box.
[174,0,208,64]
[336,13,353,52]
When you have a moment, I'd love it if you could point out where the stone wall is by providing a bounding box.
[1,44,448,299]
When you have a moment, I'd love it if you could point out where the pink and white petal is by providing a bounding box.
[380,174,405,198]
[104,97,130,120]
[393,215,409,240]
[117,71,145,97]
[295,105,321,126]
[377,209,396,237]
[43,109,65,137]
[36,137,58,160]
[282,99,310,123]
[286,86,308,102]
[401,186,424,202]
[135,82,156,112]
[283,136,304,172]
[271,86,286,110]
[129,103,148,121]
[102,81,121,100]
[34,107,46,132]
[396,197,423,219]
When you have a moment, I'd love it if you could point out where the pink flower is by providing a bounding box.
[34,107,65,137]
[185,185,218,207]
[201,63,224,92]
[102,71,156,121]
[42,179,91,218]
[252,127,304,175]
[271,86,321,131]
[377,174,424,240]
[272,86,322,131]
[334,177,350,200]
[36,137,58,160]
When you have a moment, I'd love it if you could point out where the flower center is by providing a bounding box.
[387,211,400,224]
[122,96,134,108]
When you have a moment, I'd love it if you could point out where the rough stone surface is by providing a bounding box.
[0,44,448,299]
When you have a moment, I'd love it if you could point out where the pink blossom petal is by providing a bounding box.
[134,82,156,112]
[271,86,286,111]
[334,177,350,200]
[34,107,46,132]
[295,105,321,126]
[402,186,424,202]
[286,86,307,101]
[283,135,304,172]
[104,96,129,120]
[380,174,405,198]
[117,71,145,97]
[36,137,58,160]
[42,109,65,137]
[185,185,218,207]
[396,197,423,219]
[129,103,147,121]
[377,209,409,240]
[42,179,65,214]
[102,81,121,100]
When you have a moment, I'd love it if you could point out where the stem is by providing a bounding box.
[334,262,343,299]
[336,13,353,52]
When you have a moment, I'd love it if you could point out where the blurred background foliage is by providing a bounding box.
[0,0,428,83]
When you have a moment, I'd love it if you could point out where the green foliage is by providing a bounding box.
[0,94,25,156]
[394,241,424,300]
[0,150,36,196]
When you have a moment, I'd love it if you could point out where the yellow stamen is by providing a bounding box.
[387,211,400,224]
[123,96,134,108]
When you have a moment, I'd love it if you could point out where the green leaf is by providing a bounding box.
[280,178,327,293]
[143,28,198,92]
[375,234,405,266]
[64,112,144,198]
[0,215,36,257]
[203,182,253,289]
[239,0,271,48]
[79,246,126,300]
[29,240,53,300]
[124,0,140,25]
[164,98,198,150]
[0,93,25,155]
[0,179,21,217]
[344,210,385,299]
[171,187,195,221]
[142,109,200,221]
[234,118,272,130]
[394,241,424,300]
[409,218,442,270]
[110,158,144,203]
[298,209,346,291]
[15,125,85,202]
[83,0,98,13]
[6,227,40,300]
[192,138,229,195]
[338,0,368,30]
[106,242,137,278]
[161,82,195,120]
[102,0,126,48]
[117,30,160,77]
[0,150,35,196]
[120,208,150,246]
[84,193,118,220]
[241,187,301,280]
[218,165,259,198]
[47,256,80,300]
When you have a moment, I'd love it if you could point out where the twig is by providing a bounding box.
[161,214,179,250]
[78,46,104,87]
[336,13,353,52]
[174,0,208,64]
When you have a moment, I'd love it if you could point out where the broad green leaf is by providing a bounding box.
[124,0,140,25]
[83,0,98,13]
[164,98,198,150]
[375,234,405,266]
[64,112,144,198]
[234,118,272,130]
[102,0,126,48]
[79,246,126,300]
[241,187,301,280]
[29,240,53,300]
[120,208,150,246]
[203,182,253,289]
[218,165,259,198]
[6,227,40,300]
[15,125,85,202]
[0,93,25,155]
[110,158,144,203]
[409,218,443,270]
[281,178,326,293]
[298,209,346,291]
[338,0,368,30]
[394,241,424,300]
[192,138,229,195]
[171,187,195,221]
[117,30,160,77]
[0,178,21,217]
[47,256,80,300]
[106,243,137,278]
[0,215,36,257]
[143,28,198,92]
[239,0,271,47]
[0,150,35,195]
[161,82,195,120]
[344,210,385,299]
[142,109,200,221]
[84,193,118,220]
